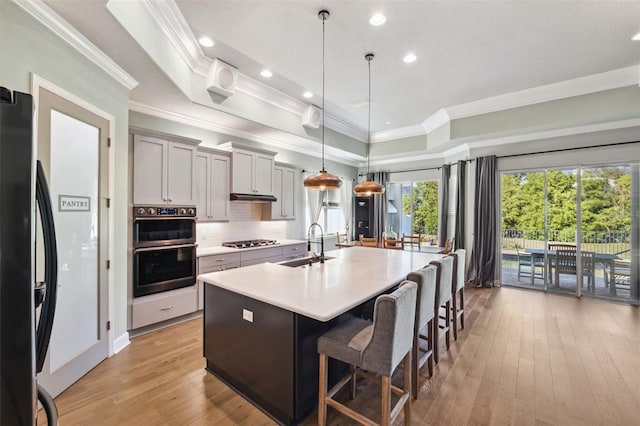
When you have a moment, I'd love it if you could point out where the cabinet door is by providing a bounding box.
[133,135,167,204]
[254,153,274,195]
[167,142,196,205]
[271,167,283,219]
[232,149,254,194]
[195,152,210,220]
[210,154,230,221]
[282,167,296,219]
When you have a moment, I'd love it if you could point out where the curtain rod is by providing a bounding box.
[496,139,640,159]
[357,159,474,176]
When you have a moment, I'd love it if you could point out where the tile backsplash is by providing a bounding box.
[196,201,287,248]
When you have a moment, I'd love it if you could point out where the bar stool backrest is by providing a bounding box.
[451,249,466,292]
[406,265,437,331]
[361,281,417,376]
[432,256,454,306]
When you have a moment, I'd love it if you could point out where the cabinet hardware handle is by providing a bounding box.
[216,258,224,262]
[160,306,174,311]
[291,247,298,251]
[168,198,172,202]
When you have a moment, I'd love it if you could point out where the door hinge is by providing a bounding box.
[106,198,111,208]
[107,137,111,147]
[106,260,111,269]
[106,321,111,331]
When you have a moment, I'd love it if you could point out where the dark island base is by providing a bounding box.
[204,284,356,425]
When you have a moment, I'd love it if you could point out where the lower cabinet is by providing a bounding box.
[197,243,307,310]
[131,286,198,329]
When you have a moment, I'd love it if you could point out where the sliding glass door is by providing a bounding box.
[501,163,638,303]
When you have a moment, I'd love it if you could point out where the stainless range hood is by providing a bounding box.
[229,193,277,202]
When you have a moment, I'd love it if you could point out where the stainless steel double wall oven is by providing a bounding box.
[133,206,197,297]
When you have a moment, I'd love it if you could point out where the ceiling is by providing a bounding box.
[43,0,640,144]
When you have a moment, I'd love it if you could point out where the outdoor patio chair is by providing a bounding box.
[515,245,544,285]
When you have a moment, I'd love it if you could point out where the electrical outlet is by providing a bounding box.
[242,309,253,323]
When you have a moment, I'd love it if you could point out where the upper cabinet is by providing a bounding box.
[270,163,296,220]
[229,145,276,195]
[132,132,198,206]
[196,148,230,221]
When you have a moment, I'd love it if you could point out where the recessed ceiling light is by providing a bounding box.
[260,69,273,78]
[369,13,386,26]
[303,91,313,98]
[386,120,393,125]
[632,31,640,41]
[403,53,417,63]
[198,36,214,47]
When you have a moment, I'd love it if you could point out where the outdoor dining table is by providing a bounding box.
[525,248,621,296]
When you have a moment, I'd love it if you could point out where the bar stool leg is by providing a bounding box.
[403,352,411,425]
[427,319,434,376]
[318,353,328,426]
[411,332,418,399]
[452,292,458,341]
[349,365,356,399]
[381,375,391,426]
[445,300,451,349]
[460,288,465,330]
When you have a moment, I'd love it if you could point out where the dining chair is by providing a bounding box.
[581,250,596,293]
[401,233,421,251]
[317,282,417,426]
[359,235,379,248]
[438,238,455,254]
[405,264,437,398]
[335,232,349,248]
[382,233,402,250]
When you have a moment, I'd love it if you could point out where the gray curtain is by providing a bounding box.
[455,160,466,250]
[438,165,450,247]
[369,171,388,243]
[468,155,497,287]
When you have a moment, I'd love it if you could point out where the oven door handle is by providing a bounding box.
[134,243,196,253]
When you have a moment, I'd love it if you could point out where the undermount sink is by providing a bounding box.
[279,256,335,268]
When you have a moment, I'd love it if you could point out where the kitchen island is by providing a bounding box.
[199,246,443,424]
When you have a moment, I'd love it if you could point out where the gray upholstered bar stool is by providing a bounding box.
[450,249,466,340]
[317,281,417,426]
[405,264,437,399]
[430,255,454,364]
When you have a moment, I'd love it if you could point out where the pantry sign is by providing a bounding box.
[58,195,91,212]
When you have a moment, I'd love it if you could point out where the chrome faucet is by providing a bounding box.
[307,222,325,264]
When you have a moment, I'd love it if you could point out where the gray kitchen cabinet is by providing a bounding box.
[197,252,241,310]
[131,285,197,329]
[229,146,276,195]
[281,243,306,261]
[196,147,230,221]
[133,132,198,205]
[270,164,296,220]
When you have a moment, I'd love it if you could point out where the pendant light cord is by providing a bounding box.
[321,14,326,170]
[367,57,371,177]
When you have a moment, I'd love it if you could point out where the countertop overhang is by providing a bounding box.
[198,246,444,321]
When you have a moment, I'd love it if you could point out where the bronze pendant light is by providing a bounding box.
[303,10,342,191]
[354,53,385,196]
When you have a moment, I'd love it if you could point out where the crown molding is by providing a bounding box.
[14,0,138,90]
[446,66,640,120]
[421,108,451,133]
[129,101,364,166]
[373,124,426,143]
[141,0,210,76]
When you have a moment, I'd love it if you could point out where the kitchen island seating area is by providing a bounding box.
[317,281,417,426]
[200,247,448,424]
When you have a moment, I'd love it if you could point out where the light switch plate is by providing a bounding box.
[242,309,253,322]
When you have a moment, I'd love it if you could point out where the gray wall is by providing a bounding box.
[0,1,131,339]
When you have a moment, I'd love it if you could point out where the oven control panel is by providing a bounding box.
[134,206,196,217]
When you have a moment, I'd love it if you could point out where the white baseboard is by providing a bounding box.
[113,332,130,354]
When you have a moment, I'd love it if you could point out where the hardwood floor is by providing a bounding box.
[40,287,640,425]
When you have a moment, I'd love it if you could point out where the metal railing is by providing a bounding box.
[502,228,630,258]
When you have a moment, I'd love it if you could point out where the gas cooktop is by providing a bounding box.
[222,239,279,249]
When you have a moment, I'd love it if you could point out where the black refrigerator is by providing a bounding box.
[0,87,59,424]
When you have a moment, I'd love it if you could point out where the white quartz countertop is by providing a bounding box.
[198,246,444,321]
[197,239,307,257]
